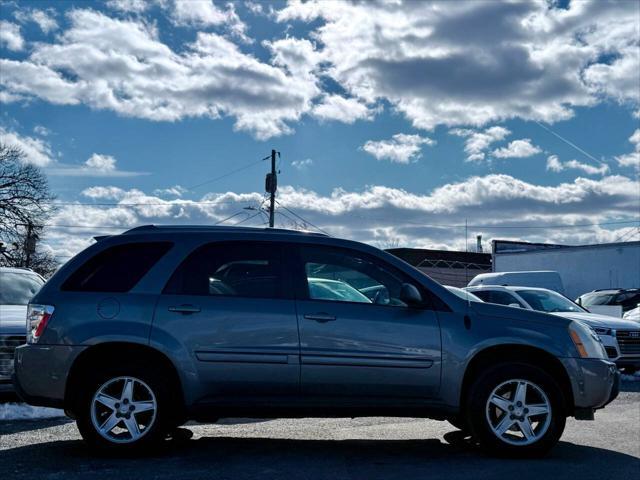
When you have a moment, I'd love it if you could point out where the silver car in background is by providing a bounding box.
[465,285,640,373]
[0,267,45,392]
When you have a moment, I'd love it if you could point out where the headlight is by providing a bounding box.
[569,321,607,359]
[592,327,613,336]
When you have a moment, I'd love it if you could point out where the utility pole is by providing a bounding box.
[265,149,278,228]
[24,220,37,269]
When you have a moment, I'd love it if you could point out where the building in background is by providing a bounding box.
[492,240,640,300]
[387,248,491,288]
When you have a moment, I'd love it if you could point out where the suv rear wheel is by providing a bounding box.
[74,363,174,451]
[466,362,566,457]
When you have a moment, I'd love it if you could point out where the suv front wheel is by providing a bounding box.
[467,362,566,457]
[75,363,173,451]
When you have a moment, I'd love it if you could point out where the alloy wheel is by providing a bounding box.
[90,376,157,444]
[485,378,552,446]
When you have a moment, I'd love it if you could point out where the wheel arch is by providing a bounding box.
[64,341,185,417]
[459,344,575,416]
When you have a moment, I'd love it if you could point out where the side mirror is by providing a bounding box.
[400,283,422,306]
[508,303,521,308]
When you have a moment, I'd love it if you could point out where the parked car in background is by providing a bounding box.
[468,271,564,294]
[0,267,45,393]
[576,288,640,314]
[14,225,619,456]
[623,306,640,323]
[465,285,640,373]
[445,286,484,302]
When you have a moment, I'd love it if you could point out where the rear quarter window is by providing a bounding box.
[62,242,173,293]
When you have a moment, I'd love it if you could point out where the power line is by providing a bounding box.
[48,200,254,207]
[275,201,331,236]
[187,157,266,190]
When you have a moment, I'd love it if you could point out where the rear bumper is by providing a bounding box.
[13,343,85,408]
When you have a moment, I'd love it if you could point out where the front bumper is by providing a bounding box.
[561,357,618,412]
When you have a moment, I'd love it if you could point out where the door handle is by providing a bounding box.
[304,313,336,323]
[168,304,201,314]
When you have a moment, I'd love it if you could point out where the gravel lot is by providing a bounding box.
[1,383,638,480]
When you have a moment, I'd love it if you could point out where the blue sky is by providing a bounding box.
[0,0,638,260]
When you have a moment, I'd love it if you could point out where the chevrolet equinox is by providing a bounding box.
[13,225,619,456]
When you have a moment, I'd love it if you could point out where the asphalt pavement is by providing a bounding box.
[1,384,638,480]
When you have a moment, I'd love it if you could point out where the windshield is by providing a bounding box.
[580,293,616,306]
[516,289,585,313]
[446,286,483,302]
[0,272,44,305]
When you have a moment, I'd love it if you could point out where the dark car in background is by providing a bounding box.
[576,288,640,314]
[0,267,45,393]
[13,226,619,456]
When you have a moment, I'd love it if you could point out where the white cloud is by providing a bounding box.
[43,173,640,260]
[291,158,313,170]
[0,127,53,166]
[14,8,58,34]
[546,155,610,176]
[153,185,187,197]
[450,126,510,162]
[0,21,24,51]
[169,0,249,41]
[362,133,435,164]
[492,139,542,159]
[84,153,116,172]
[46,153,147,177]
[276,0,639,130]
[615,129,640,170]
[0,10,320,140]
[106,0,151,13]
[312,95,375,124]
[33,125,51,136]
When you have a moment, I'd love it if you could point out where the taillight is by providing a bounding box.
[27,304,55,344]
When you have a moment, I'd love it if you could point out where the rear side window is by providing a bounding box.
[62,242,172,292]
[163,241,286,299]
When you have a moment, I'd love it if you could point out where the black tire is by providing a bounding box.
[466,362,566,458]
[74,361,176,453]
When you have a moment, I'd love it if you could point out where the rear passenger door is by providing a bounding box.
[153,241,300,402]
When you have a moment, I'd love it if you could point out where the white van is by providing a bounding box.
[467,270,565,294]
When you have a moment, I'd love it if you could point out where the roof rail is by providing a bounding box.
[122,224,329,236]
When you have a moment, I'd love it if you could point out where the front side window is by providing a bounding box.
[164,241,285,299]
[0,272,44,305]
[299,246,419,307]
[516,289,584,313]
[62,242,172,293]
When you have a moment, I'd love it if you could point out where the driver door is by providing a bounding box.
[292,244,442,399]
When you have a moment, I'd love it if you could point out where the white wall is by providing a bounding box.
[494,243,640,299]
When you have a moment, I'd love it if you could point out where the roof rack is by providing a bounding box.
[122,224,329,237]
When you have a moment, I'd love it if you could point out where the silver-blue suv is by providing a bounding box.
[13,226,619,456]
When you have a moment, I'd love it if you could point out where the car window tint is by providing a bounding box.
[299,246,417,307]
[164,241,285,299]
[0,272,44,305]
[62,242,172,293]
